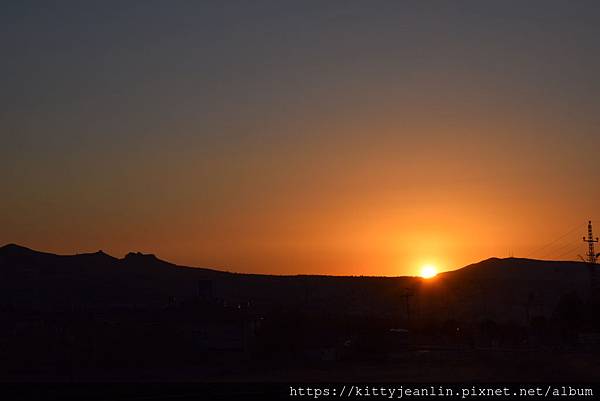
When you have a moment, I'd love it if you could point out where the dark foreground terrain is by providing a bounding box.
[1,243,599,382]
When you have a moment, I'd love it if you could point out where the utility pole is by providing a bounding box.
[400,287,414,323]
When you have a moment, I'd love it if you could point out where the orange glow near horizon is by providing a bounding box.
[2,2,600,277]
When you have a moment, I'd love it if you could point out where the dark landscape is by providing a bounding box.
[3,2,600,397]
[1,243,599,382]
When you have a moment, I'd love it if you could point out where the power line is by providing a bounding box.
[526,222,584,258]
[538,237,581,260]
[552,243,582,261]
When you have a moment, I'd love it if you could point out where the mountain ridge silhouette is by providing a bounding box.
[2,242,585,277]
[0,243,592,321]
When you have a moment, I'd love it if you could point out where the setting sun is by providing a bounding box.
[420,264,438,279]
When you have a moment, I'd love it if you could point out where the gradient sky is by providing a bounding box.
[2,1,600,276]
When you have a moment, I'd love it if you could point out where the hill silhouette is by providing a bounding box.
[0,244,592,322]
[1,243,599,383]
[419,257,591,323]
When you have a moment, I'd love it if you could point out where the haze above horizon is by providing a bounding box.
[2,1,599,276]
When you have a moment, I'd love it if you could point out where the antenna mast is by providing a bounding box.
[583,220,600,299]
[583,220,599,264]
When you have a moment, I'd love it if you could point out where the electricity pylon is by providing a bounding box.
[583,220,600,299]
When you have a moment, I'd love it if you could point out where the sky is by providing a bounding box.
[2,1,600,276]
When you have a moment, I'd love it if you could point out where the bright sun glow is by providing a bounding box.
[420,264,438,279]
